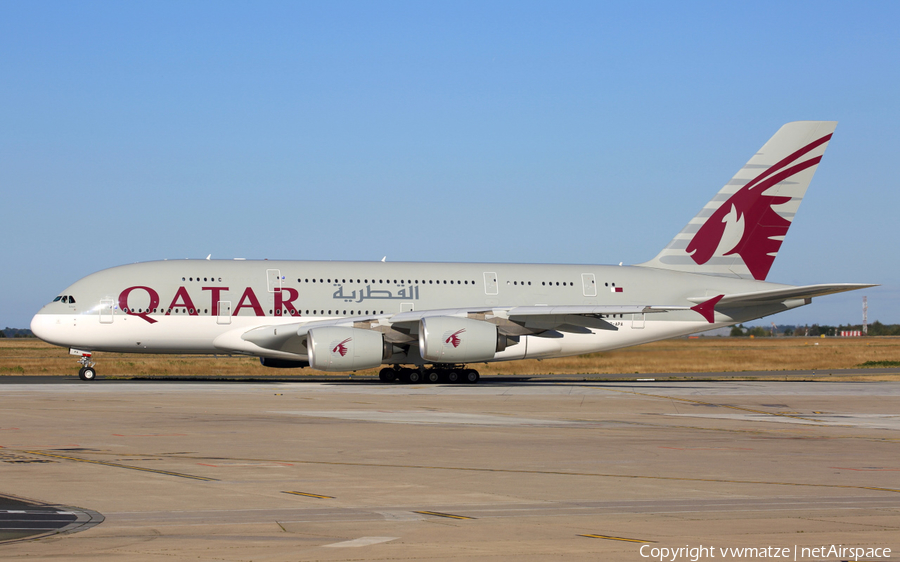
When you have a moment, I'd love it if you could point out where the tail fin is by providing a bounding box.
[639,121,837,281]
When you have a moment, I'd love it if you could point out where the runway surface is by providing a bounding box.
[3,365,899,385]
[1,378,898,560]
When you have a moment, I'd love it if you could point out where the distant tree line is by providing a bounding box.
[1,328,35,338]
[730,322,900,337]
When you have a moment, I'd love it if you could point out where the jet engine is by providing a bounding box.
[418,316,504,363]
[307,327,391,372]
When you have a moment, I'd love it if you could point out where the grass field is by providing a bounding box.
[1,337,899,380]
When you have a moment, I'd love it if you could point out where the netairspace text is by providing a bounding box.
[639,544,891,561]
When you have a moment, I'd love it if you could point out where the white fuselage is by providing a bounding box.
[31,259,798,368]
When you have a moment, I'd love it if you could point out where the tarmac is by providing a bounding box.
[1,375,898,560]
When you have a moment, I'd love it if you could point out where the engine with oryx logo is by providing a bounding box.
[307,327,391,372]
[419,317,506,363]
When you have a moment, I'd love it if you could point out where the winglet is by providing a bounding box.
[690,294,724,323]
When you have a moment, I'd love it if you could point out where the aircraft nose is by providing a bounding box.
[30,313,59,345]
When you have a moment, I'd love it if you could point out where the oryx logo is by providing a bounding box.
[685,133,831,281]
[444,329,465,348]
[331,338,351,357]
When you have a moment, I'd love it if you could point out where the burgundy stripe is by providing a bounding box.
[741,133,832,194]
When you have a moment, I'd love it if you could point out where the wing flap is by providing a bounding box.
[504,304,690,332]
[506,305,683,316]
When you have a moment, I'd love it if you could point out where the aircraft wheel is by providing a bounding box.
[79,367,97,381]
[407,370,422,384]
[464,369,479,384]
[379,368,396,382]
[426,370,440,384]
[447,370,460,383]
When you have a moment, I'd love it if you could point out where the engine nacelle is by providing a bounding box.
[260,357,309,369]
[418,316,500,363]
[307,327,389,372]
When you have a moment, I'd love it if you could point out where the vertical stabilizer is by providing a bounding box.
[639,121,837,280]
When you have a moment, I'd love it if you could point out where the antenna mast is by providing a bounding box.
[863,296,868,336]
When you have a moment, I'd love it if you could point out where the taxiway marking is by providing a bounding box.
[323,536,397,548]
[283,491,334,499]
[414,510,475,520]
[579,534,655,543]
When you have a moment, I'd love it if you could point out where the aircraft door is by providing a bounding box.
[99,299,114,324]
[266,269,282,292]
[483,272,498,295]
[581,273,597,297]
[217,301,232,325]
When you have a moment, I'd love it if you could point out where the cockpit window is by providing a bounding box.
[62,296,68,303]
[53,296,62,302]
[68,296,76,303]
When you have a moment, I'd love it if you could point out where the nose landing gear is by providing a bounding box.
[75,352,96,381]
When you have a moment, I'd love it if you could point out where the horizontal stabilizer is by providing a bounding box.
[688,283,877,307]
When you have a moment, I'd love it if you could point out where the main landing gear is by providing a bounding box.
[378,365,480,384]
[77,353,97,381]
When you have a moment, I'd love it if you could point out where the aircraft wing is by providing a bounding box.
[234,303,695,353]
[226,283,834,354]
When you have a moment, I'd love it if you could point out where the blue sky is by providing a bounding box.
[2,1,898,329]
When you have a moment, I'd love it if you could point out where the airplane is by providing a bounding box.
[31,121,874,383]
